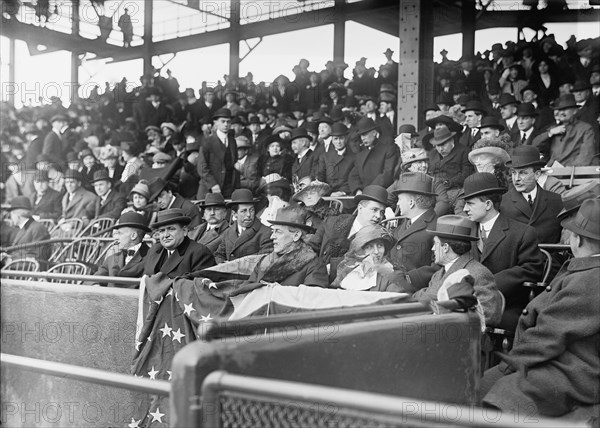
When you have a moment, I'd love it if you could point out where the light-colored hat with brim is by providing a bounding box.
[151,208,191,229]
[557,182,600,221]
[160,122,177,133]
[292,180,331,202]
[269,206,315,234]
[350,224,395,255]
[560,198,600,241]
[401,148,429,166]
[430,128,456,146]
[427,215,478,241]
[468,146,510,166]
[130,181,151,200]
[391,172,437,197]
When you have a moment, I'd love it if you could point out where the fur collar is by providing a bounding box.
[256,241,316,283]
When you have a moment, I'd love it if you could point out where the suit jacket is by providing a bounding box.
[143,237,215,278]
[95,190,128,220]
[348,140,398,193]
[483,256,600,416]
[9,218,51,263]
[389,209,437,271]
[214,218,273,264]
[476,214,545,330]
[458,128,482,150]
[95,243,149,288]
[531,118,598,166]
[316,148,356,195]
[238,154,260,193]
[412,253,503,326]
[62,187,99,221]
[42,130,64,166]
[31,188,63,220]
[500,185,563,244]
[170,195,202,229]
[187,220,229,255]
[196,133,239,198]
[292,149,318,181]
[428,143,473,189]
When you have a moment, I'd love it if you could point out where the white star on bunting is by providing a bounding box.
[166,288,173,297]
[200,314,213,322]
[148,366,159,380]
[149,407,165,423]
[154,296,164,305]
[128,417,141,428]
[167,370,172,381]
[172,328,185,343]
[135,340,142,351]
[183,303,196,317]
[159,323,172,338]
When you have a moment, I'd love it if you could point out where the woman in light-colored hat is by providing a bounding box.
[292,178,340,232]
[122,179,153,223]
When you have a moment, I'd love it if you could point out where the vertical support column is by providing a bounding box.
[143,1,153,78]
[229,0,241,81]
[418,0,434,128]
[398,0,422,128]
[71,0,80,103]
[333,0,345,63]
[8,38,16,105]
[462,0,476,58]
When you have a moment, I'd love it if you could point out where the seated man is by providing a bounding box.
[214,189,273,264]
[188,193,230,255]
[91,169,128,220]
[481,198,600,419]
[95,212,150,288]
[411,215,503,327]
[143,208,215,278]
[31,169,62,221]
[61,169,99,225]
[148,177,202,228]
[247,206,329,287]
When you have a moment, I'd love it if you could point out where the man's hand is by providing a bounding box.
[548,125,566,137]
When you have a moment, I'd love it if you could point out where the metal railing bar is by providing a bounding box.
[1,353,169,395]
[0,270,141,285]
[1,237,116,253]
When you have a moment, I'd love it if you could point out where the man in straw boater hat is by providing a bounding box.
[531,93,597,166]
[406,214,503,326]
[214,189,273,264]
[481,198,600,420]
[246,205,329,287]
[500,145,563,244]
[94,212,151,287]
[187,193,230,254]
[460,172,544,330]
[90,169,128,220]
[143,208,215,278]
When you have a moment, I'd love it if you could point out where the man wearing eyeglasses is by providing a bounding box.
[500,146,564,244]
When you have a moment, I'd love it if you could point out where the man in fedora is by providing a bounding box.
[459,100,487,149]
[290,127,318,182]
[572,80,599,130]
[461,172,544,330]
[94,212,151,287]
[556,181,600,244]
[309,184,389,280]
[389,172,439,271]
[148,177,201,229]
[515,102,541,145]
[91,170,127,220]
[316,122,356,200]
[143,208,215,278]
[497,93,520,143]
[234,135,260,193]
[501,146,564,243]
[188,193,230,254]
[214,189,273,264]
[348,117,398,195]
[31,169,62,221]
[481,198,600,419]
[247,206,329,287]
[532,93,597,166]
[60,169,99,225]
[408,215,503,326]
[196,108,240,199]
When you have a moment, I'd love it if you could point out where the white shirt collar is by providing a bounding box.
[480,212,500,234]
[505,116,517,128]
[167,195,176,209]
[297,148,309,160]
[216,129,228,144]
[443,256,459,271]
[348,217,366,238]
[323,136,332,152]
[409,210,427,224]
[336,148,346,156]
[522,186,538,202]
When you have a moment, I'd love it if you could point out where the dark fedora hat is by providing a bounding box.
[354,185,389,207]
[561,198,600,241]
[572,80,592,92]
[552,94,578,110]
[212,108,233,120]
[557,182,600,221]
[49,114,68,123]
[198,192,227,208]
[113,212,151,233]
[8,196,32,211]
[516,102,539,117]
[151,208,191,229]
[314,113,333,126]
[392,172,437,197]
[430,128,456,146]
[398,124,418,136]
[269,206,315,234]
[356,117,379,135]
[461,100,488,116]
[477,116,505,131]
[64,169,83,181]
[90,169,111,184]
[427,215,478,241]
[460,172,507,200]
[424,114,462,133]
[505,145,546,169]
[330,122,349,136]
[289,127,309,142]
[226,188,259,207]
[147,177,169,202]
[498,93,519,108]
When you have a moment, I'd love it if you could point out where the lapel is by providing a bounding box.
[66,189,83,211]
[159,238,189,275]
[13,220,31,244]
[121,243,148,274]
[231,218,259,252]
[101,191,113,208]
[436,253,471,284]
[170,196,183,209]
[509,185,533,219]
[529,185,546,224]
[395,209,434,242]
[481,215,508,262]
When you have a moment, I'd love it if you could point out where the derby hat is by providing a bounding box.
[398,124,418,136]
[314,113,333,126]
[90,169,111,184]
[248,116,261,125]
[505,145,546,169]
[330,122,349,136]
[561,198,600,241]
[557,181,600,221]
[151,208,191,229]
[461,100,488,115]
[552,94,578,110]
[269,206,315,234]
[427,215,478,241]
[8,196,32,211]
[572,80,592,92]
[198,192,227,208]
[64,169,84,181]
[468,145,510,166]
[356,117,379,135]
[477,116,505,131]
[212,108,233,120]
[305,121,318,134]
[516,102,539,117]
[498,93,519,108]
[401,148,429,166]
[289,127,309,142]
[460,172,507,199]
[113,212,151,233]
[424,114,462,133]
[235,135,252,148]
[392,172,437,196]
[430,128,456,146]
[354,185,389,207]
[350,224,395,255]
[129,180,151,200]
[226,188,259,207]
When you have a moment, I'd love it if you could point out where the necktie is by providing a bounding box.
[521,132,527,144]
[477,227,487,253]
[528,194,534,206]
